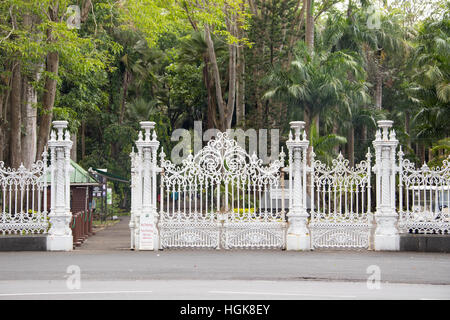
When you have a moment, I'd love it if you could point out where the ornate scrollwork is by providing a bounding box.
[158,132,286,249]
[309,152,372,249]
[398,156,450,234]
[0,161,49,235]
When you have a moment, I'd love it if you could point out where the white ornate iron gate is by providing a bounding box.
[309,151,373,249]
[130,120,449,252]
[0,121,75,251]
[158,132,287,249]
[397,152,450,235]
[0,159,49,235]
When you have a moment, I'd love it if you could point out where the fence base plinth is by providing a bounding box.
[0,235,47,251]
[374,234,399,251]
[400,234,450,253]
[286,233,311,251]
[47,235,73,251]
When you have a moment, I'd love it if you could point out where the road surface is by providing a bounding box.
[0,217,449,300]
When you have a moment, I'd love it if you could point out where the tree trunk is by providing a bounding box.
[286,1,306,66]
[226,41,237,129]
[303,104,311,140]
[0,90,4,162]
[0,83,11,164]
[81,0,93,22]
[235,44,245,127]
[375,72,382,109]
[419,143,425,164]
[81,120,86,159]
[405,111,411,150]
[304,102,313,169]
[375,51,383,109]
[204,24,227,131]
[305,0,314,52]
[256,85,264,129]
[304,0,314,158]
[203,59,218,129]
[312,114,319,136]
[36,5,60,161]
[21,76,37,169]
[71,132,77,162]
[348,125,355,167]
[20,14,38,169]
[10,62,22,168]
[119,70,131,125]
[333,121,339,155]
[347,0,353,18]
[36,50,59,160]
[361,123,367,147]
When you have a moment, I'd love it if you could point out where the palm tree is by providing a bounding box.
[113,29,161,125]
[309,122,347,165]
[264,32,369,161]
[407,8,450,163]
[338,7,411,110]
[125,97,160,123]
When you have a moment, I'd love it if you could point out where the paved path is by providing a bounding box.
[78,216,131,251]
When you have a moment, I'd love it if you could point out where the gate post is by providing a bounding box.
[129,149,140,249]
[286,121,310,250]
[372,120,400,251]
[133,121,160,250]
[47,120,73,251]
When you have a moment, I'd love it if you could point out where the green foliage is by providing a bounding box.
[428,138,450,168]
[1,0,448,212]
[409,9,450,143]
[309,122,347,165]
[123,0,251,47]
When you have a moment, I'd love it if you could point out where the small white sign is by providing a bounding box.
[139,214,154,250]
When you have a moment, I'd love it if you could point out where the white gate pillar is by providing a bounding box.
[286,121,310,250]
[47,120,73,251]
[372,120,400,251]
[133,121,160,250]
[129,149,139,249]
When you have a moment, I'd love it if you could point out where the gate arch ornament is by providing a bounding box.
[158,132,287,249]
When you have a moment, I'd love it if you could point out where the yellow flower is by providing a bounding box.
[233,208,255,213]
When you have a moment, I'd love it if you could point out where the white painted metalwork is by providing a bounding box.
[398,153,450,235]
[130,119,449,252]
[372,120,400,250]
[158,132,287,249]
[309,151,373,249]
[129,122,160,250]
[285,121,311,250]
[0,120,73,250]
[0,154,49,235]
[45,121,74,251]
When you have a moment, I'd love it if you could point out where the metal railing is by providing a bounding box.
[70,209,93,248]
[0,157,49,235]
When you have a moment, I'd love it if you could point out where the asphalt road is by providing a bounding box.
[0,217,449,300]
[0,279,449,300]
[1,248,450,284]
